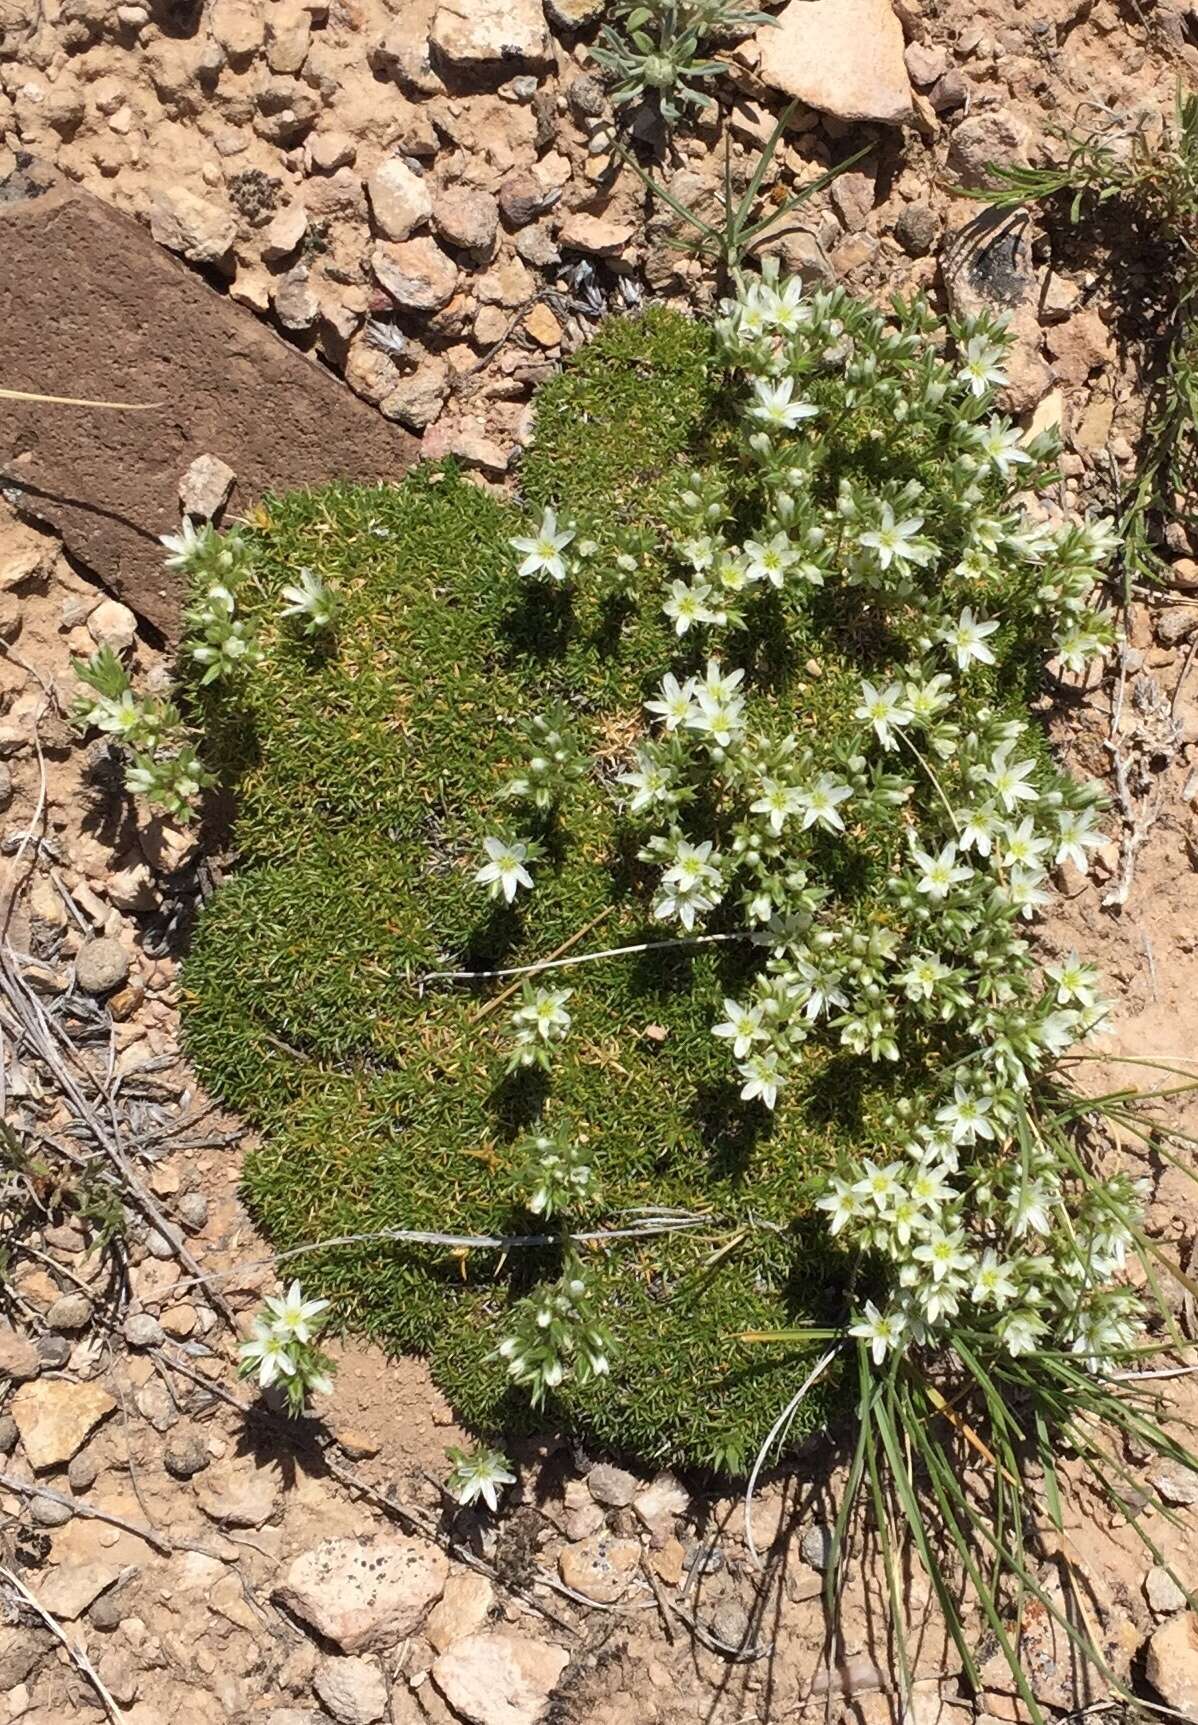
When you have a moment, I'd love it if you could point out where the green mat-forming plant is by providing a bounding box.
[181,285,1198,1711]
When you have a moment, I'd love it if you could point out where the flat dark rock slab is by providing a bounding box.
[0,160,418,637]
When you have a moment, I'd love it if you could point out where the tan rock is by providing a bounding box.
[425,1573,495,1653]
[372,237,458,312]
[523,302,562,347]
[1146,1613,1198,1718]
[431,1633,570,1725]
[557,1533,640,1604]
[261,202,307,262]
[558,212,633,257]
[38,1561,122,1621]
[428,0,553,72]
[367,157,433,243]
[149,185,236,266]
[210,0,264,62]
[752,0,912,125]
[274,1534,449,1653]
[11,1379,116,1470]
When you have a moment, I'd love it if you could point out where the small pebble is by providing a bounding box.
[177,1192,209,1231]
[146,1222,183,1260]
[800,1524,833,1571]
[710,1599,751,1648]
[35,1333,71,1368]
[123,1312,165,1348]
[89,1591,126,1632]
[0,1415,17,1454]
[29,1493,73,1527]
[163,1432,209,1479]
[75,937,130,995]
[47,1292,93,1332]
[587,1462,638,1508]
[68,1450,101,1493]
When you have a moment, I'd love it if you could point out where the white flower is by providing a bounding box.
[1045,951,1099,1008]
[280,567,336,631]
[858,503,935,571]
[850,1300,906,1366]
[1007,1178,1053,1238]
[263,1280,330,1344]
[742,532,798,588]
[982,745,1039,813]
[160,517,209,569]
[516,987,573,1041]
[909,1162,954,1210]
[971,1249,1018,1308]
[998,1307,1047,1357]
[795,774,852,833]
[738,1050,786,1110]
[663,578,720,636]
[852,1159,905,1212]
[619,752,675,814]
[855,679,913,748]
[510,507,575,581]
[977,419,1031,477]
[1054,806,1104,872]
[957,802,1002,857]
[901,952,952,1003]
[957,332,1008,398]
[912,1228,973,1284]
[238,1319,297,1389]
[939,606,999,671]
[996,817,1051,872]
[749,375,819,432]
[935,1085,995,1145]
[687,689,745,748]
[1002,865,1052,920]
[446,1445,516,1513]
[475,836,534,904]
[816,1177,860,1236]
[712,998,768,1060]
[912,841,973,901]
[645,673,697,732]
[751,776,802,836]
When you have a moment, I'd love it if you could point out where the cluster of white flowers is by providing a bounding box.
[489,262,1138,1392]
[507,982,573,1073]
[237,1281,336,1415]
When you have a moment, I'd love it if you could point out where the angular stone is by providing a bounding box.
[149,184,236,265]
[425,1573,495,1653]
[11,1379,116,1469]
[586,1463,637,1508]
[0,164,416,636]
[557,1534,640,1604]
[431,1633,570,1725]
[38,1561,122,1621]
[0,1323,41,1382]
[751,0,912,126]
[367,157,433,243]
[313,1654,388,1724]
[275,1534,449,1653]
[372,237,459,312]
[1147,1613,1198,1717]
[434,186,499,253]
[196,1463,278,1528]
[557,212,633,257]
[429,0,553,74]
[179,452,237,520]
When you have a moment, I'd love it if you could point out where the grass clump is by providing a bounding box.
[184,287,1119,1480]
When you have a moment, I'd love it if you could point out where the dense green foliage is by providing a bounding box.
[183,301,1094,1468]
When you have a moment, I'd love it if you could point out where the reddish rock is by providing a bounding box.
[0,162,416,637]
